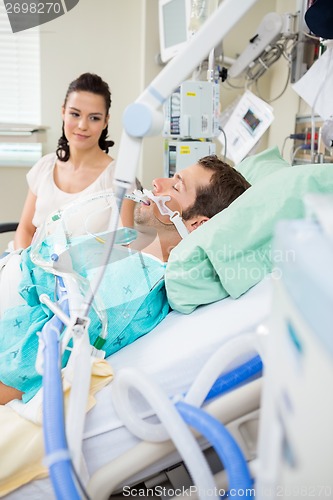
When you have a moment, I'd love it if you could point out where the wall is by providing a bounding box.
[39,0,164,188]
[0,0,146,249]
[0,0,303,250]
[40,0,145,160]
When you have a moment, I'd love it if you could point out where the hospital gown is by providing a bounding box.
[0,243,169,403]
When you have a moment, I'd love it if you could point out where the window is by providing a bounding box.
[0,3,41,125]
[0,4,42,166]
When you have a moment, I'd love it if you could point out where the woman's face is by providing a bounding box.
[62,91,109,151]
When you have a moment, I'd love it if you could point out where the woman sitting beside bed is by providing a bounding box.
[0,155,250,405]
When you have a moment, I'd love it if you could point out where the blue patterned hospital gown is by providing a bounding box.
[0,244,169,402]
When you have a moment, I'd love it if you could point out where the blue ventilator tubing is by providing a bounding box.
[205,355,263,402]
[41,273,262,498]
[176,401,253,499]
[42,277,81,500]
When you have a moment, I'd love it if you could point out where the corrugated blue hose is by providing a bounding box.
[42,277,81,500]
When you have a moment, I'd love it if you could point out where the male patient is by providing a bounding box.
[0,155,250,404]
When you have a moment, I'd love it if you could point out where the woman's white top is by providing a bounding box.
[27,152,116,228]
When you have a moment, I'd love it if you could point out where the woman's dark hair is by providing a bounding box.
[56,73,114,161]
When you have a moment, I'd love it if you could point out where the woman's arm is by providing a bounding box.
[14,189,37,249]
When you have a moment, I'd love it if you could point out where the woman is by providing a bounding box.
[14,72,120,249]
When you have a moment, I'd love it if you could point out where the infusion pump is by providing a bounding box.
[164,140,216,177]
[163,80,220,139]
[163,80,219,177]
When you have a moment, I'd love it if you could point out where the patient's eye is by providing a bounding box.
[90,115,102,121]
[69,112,80,118]
[172,173,184,191]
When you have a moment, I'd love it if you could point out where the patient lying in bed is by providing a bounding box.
[0,155,250,405]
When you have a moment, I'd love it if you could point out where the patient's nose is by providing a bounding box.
[152,177,170,194]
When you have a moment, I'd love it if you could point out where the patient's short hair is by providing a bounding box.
[182,155,250,220]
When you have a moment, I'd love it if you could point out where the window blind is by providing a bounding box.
[0,3,41,126]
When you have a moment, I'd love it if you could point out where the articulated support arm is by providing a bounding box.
[113,0,258,191]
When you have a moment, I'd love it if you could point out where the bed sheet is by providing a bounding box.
[4,275,272,499]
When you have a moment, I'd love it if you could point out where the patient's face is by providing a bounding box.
[134,163,212,227]
[154,163,212,210]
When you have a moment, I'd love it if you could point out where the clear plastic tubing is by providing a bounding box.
[112,367,218,499]
[42,278,80,500]
[185,333,262,407]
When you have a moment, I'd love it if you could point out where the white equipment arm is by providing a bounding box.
[113,0,258,191]
[228,12,284,78]
[228,11,297,79]
[82,0,258,316]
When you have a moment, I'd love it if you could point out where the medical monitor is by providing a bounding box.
[158,0,192,64]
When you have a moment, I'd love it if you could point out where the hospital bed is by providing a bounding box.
[1,265,272,499]
[1,0,332,494]
[0,156,272,500]
[2,149,333,499]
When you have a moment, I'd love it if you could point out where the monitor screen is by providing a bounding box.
[159,0,191,63]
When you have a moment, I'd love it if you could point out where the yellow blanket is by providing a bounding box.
[0,359,113,497]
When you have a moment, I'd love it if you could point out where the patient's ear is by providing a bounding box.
[186,215,210,233]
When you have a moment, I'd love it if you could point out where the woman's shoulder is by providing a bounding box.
[39,152,57,168]
[30,152,57,173]
[106,156,115,168]
[27,152,57,191]
[100,157,116,181]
